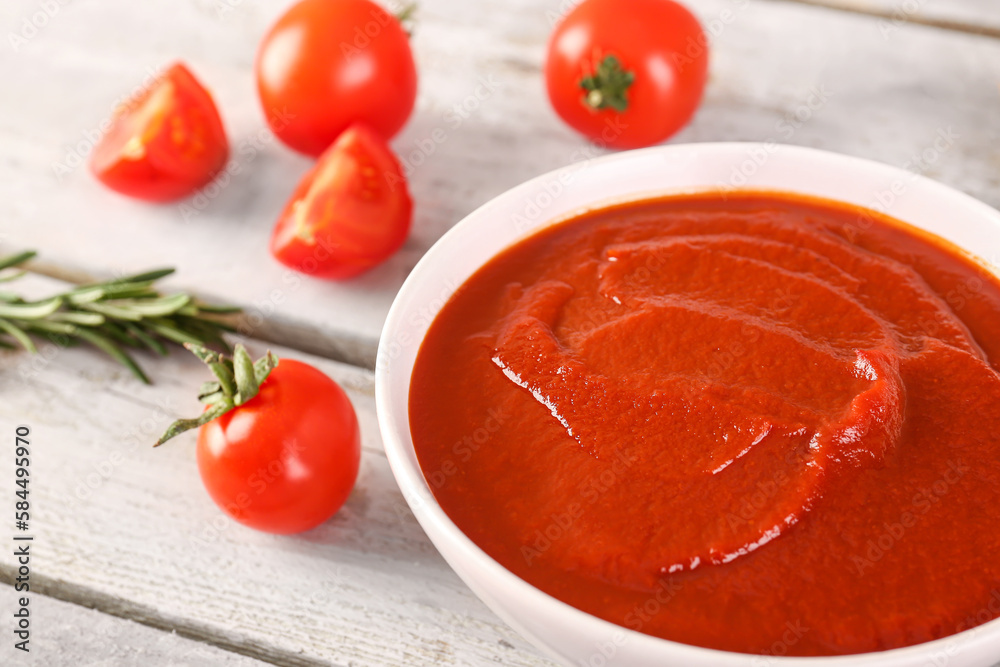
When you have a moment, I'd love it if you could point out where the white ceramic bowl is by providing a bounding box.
[375,143,1000,667]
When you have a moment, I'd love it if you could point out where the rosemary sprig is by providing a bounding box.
[0,250,240,384]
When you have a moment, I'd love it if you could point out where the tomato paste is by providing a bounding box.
[409,191,1000,655]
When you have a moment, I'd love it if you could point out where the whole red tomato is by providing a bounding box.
[90,62,229,202]
[196,358,361,535]
[545,0,708,149]
[270,124,413,280]
[255,0,417,156]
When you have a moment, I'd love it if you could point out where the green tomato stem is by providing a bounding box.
[154,344,279,446]
[579,54,635,113]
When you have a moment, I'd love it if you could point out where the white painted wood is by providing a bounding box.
[0,591,270,666]
[0,274,554,666]
[1,0,999,367]
[782,0,1000,35]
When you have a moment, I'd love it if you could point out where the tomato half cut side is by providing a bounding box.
[90,62,230,202]
[270,124,413,280]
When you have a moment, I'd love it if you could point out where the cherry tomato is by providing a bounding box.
[196,359,361,535]
[545,0,708,149]
[270,124,413,280]
[90,62,229,202]
[255,0,417,157]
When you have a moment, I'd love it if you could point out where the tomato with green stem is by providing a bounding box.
[270,124,413,280]
[255,0,418,156]
[90,62,229,202]
[545,0,708,149]
[157,345,361,535]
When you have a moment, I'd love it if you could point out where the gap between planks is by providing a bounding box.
[0,570,340,667]
[771,0,1000,39]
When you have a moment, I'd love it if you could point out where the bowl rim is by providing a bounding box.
[375,141,1000,665]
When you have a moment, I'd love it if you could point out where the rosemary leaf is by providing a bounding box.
[109,293,190,317]
[73,328,150,384]
[118,268,175,283]
[0,318,37,354]
[65,286,107,304]
[99,321,143,347]
[176,317,229,348]
[67,284,157,302]
[122,322,168,356]
[0,297,62,320]
[24,319,77,335]
[144,319,206,346]
[81,301,144,321]
[194,303,243,314]
[0,269,27,283]
[48,311,106,326]
[0,251,36,272]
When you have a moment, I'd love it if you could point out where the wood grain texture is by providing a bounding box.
[777,0,1000,36]
[0,591,270,666]
[2,0,1000,664]
[1,0,999,368]
[0,277,553,667]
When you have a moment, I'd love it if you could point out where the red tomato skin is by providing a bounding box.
[270,124,413,280]
[90,63,229,202]
[545,0,708,149]
[196,359,361,535]
[255,0,417,157]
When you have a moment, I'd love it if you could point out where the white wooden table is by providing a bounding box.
[1,0,998,664]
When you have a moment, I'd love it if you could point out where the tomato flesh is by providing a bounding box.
[90,62,229,202]
[270,124,413,280]
[196,359,361,535]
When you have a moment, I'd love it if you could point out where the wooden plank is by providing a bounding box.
[776,0,1000,37]
[0,275,554,667]
[0,591,270,666]
[1,0,999,371]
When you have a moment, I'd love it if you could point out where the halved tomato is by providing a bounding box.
[90,62,229,202]
[270,124,413,280]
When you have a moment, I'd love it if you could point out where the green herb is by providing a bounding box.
[579,54,635,113]
[0,250,239,384]
[395,2,417,36]
[155,344,278,446]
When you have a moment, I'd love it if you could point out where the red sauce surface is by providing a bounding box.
[409,191,1000,656]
